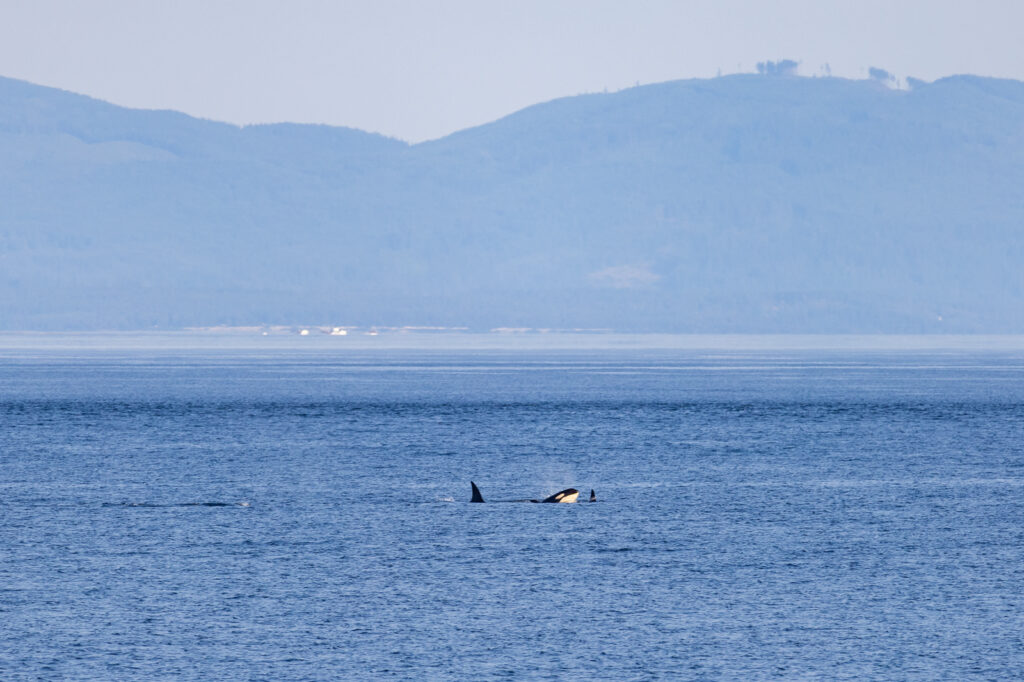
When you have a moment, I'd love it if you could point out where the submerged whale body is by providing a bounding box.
[469,482,584,504]
[110,501,251,508]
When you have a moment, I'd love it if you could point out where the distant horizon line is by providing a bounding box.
[3,330,1024,353]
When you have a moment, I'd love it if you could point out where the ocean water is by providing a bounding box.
[2,348,1024,679]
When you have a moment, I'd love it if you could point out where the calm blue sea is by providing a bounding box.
[2,348,1024,679]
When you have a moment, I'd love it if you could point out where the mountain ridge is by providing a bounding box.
[2,73,1022,331]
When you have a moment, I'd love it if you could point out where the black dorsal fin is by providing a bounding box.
[589,489,596,502]
[470,481,485,503]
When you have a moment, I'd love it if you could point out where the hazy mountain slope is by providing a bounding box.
[1,74,1022,331]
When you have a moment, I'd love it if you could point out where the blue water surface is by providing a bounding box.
[2,349,1024,679]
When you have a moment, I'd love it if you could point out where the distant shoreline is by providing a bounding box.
[2,331,1024,352]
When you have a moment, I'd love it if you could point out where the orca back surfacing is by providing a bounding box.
[539,488,579,503]
[468,483,583,503]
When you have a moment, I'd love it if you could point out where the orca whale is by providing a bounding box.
[469,482,584,503]
[589,489,596,503]
[535,488,579,503]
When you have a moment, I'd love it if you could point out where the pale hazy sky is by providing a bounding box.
[2,0,1022,142]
